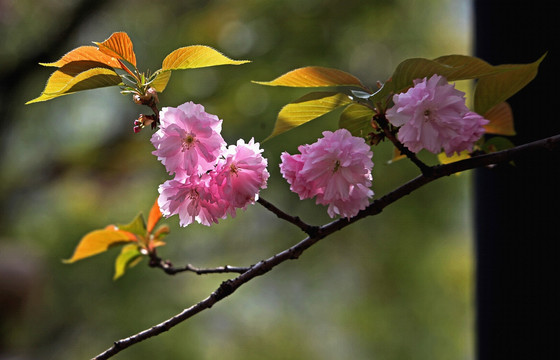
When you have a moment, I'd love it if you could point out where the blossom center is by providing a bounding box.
[332,160,341,173]
[423,108,436,122]
[229,163,239,176]
[181,134,196,151]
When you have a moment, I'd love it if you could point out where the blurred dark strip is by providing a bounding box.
[474,0,560,359]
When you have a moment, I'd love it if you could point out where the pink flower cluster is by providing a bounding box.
[280,129,374,219]
[152,102,269,227]
[386,74,489,156]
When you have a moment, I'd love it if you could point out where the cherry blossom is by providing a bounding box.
[280,129,374,219]
[151,102,226,177]
[386,74,488,156]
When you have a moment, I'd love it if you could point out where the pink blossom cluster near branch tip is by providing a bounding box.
[152,102,269,226]
[280,128,374,219]
[386,74,489,156]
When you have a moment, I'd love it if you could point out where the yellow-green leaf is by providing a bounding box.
[266,92,352,140]
[113,244,142,280]
[254,66,365,88]
[26,66,122,104]
[64,227,137,264]
[94,31,137,67]
[483,102,515,136]
[151,70,172,92]
[162,45,249,71]
[39,46,124,69]
[339,103,375,137]
[474,54,545,114]
[438,150,471,165]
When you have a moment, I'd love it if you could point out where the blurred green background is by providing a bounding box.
[0,0,474,359]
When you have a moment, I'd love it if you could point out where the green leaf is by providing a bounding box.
[266,92,352,140]
[161,45,249,71]
[113,244,143,280]
[26,64,122,104]
[391,55,502,92]
[254,66,365,88]
[474,54,546,114]
[64,227,136,263]
[481,136,515,153]
[94,31,137,67]
[117,213,146,237]
[339,103,375,137]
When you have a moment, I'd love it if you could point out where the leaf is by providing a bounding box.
[388,147,407,164]
[254,66,365,88]
[147,198,162,234]
[483,102,515,136]
[266,92,352,140]
[481,136,515,154]
[161,45,249,71]
[94,31,137,67]
[26,66,122,104]
[39,46,124,69]
[64,227,136,264]
[474,54,545,114]
[391,55,502,92]
[113,244,143,280]
[438,150,471,165]
[151,70,172,92]
[339,103,375,137]
[117,213,146,237]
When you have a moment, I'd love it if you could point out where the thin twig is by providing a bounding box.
[375,113,432,175]
[257,197,319,236]
[148,251,250,275]
[92,133,560,360]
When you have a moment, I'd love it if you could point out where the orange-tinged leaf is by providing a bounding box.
[254,66,365,88]
[40,46,124,69]
[26,66,122,104]
[64,228,137,264]
[483,102,516,136]
[94,32,137,67]
[266,92,352,140]
[161,45,249,71]
[388,147,406,164]
[147,198,162,234]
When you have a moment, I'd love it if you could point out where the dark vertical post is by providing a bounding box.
[474,1,560,359]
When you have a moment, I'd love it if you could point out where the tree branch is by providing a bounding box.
[148,252,250,275]
[92,133,560,360]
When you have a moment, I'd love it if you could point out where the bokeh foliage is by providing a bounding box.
[0,0,474,359]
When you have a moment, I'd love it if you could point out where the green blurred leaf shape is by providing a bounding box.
[474,54,545,114]
[93,31,137,67]
[39,46,125,70]
[152,45,250,92]
[26,62,122,104]
[266,92,352,140]
[113,244,143,280]
[63,228,136,264]
[482,136,515,153]
[339,103,375,137]
[254,66,365,88]
[483,101,516,136]
[117,213,147,238]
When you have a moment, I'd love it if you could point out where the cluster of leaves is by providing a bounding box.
[255,54,545,161]
[64,200,168,279]
[27,32,249,104]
